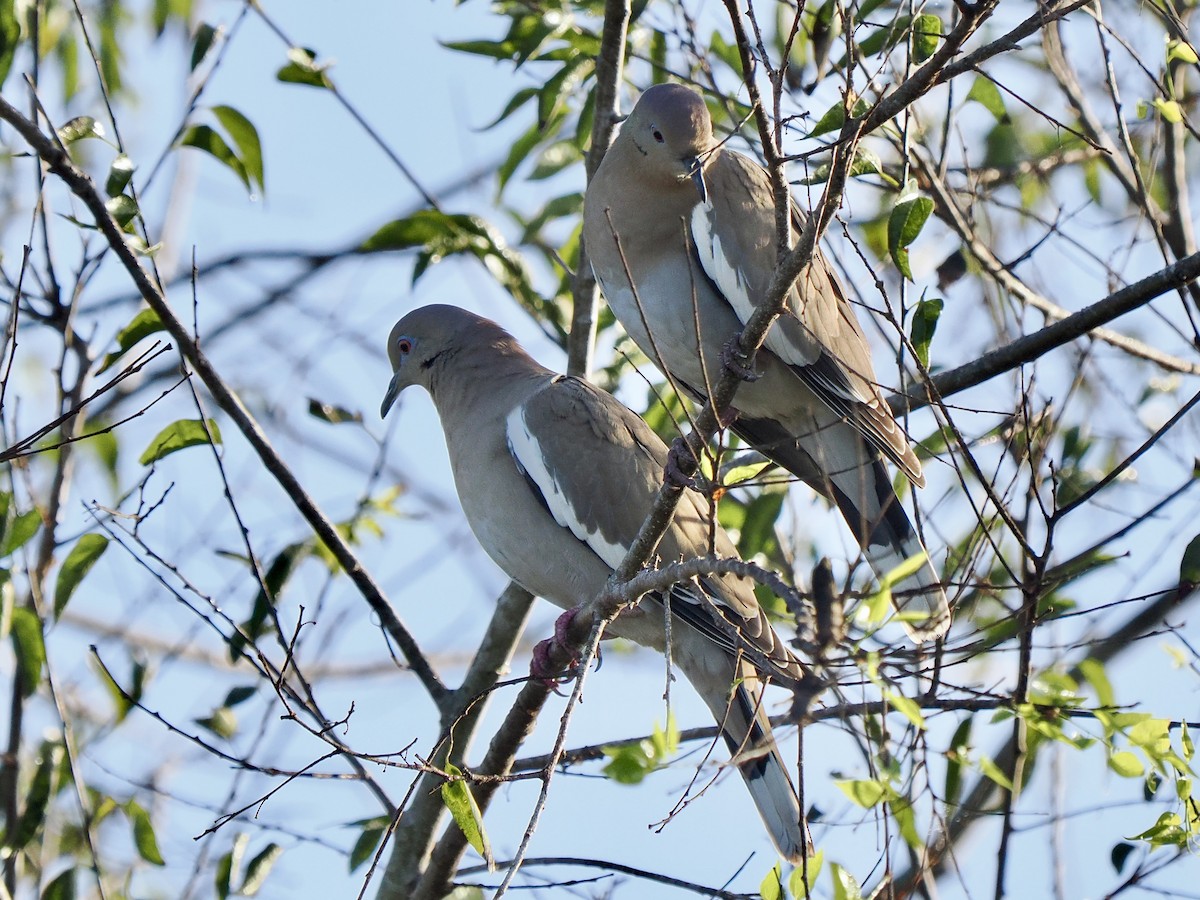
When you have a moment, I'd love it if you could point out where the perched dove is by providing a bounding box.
[584,82,951,641]
[381,304,810,861]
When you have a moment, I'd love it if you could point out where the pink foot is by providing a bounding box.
[664,438,698,489]
[721,334,760,382]
[529,608,585,689]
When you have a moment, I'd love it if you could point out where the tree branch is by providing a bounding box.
[567,0,631,378]
[895,249,1200,415]
[375,584,534,898]
[893,581,1200,895]
[0,94,449,705]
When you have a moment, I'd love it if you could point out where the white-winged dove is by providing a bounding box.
[381,304,809,862]
[583,82,951,642]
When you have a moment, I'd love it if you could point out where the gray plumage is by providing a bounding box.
[381,304,810,862]
[583,82,951,641]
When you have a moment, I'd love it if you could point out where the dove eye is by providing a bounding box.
[396,338,413,354]
[652,128,665,143]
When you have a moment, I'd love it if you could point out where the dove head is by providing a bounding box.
[380,305,540,417]
[621,83,715,199]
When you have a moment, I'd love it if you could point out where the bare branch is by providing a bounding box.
[0,94,449,705]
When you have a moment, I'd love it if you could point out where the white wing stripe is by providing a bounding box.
[505,403,629,569]
[691,201,865,407]
[691,202,756,325]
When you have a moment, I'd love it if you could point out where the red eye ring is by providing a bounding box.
[397,338,413,354]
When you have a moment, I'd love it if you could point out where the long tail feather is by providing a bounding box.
[734,415,951,641]
[694,661,811,862]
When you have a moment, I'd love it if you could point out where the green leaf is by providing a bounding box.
[793,146,896,190]
[944,717,972,807]
[879,549,930,588]
[1152,98,1183,124]
[1110,841,1136,874]
[603,742,652,784]
[885,690,926,730]
[519,192,584,242]
[180,124,249,190]
[966,75,1006,121]
[10,607,44,697]
[536,57,592,128]
[1128,811,1186,846]
[229,541,305,662]
[105,194,138,229]
[835,14,911,70]
[788,850,824,899]
[909,297,942,368]
[440,38,515,60]
[1144,769,1162,800]
[650,712,679,759]
[710,29,742,73]
[54,533,108,618]
[0,0,19,91]
[737,488,785,561]
[480,86,538,130]
[212,105,264,195]
[223,685,256,708]
[836,778,886,808]
[1128,718,1171,756]
[830,862,864,900]
[362,210,486,254]
[887,195,933,280]
[139,418,222,465]
[41,867,77,900]
[105,154,134,196]
[57,115,105,144]
[348,816,389,872]
[276,46,332,89]
[215,834,247,900]
[308,398,363,425]
[760,863,783,900]
[190,22,218,71]
[362,211,543,321]
[1180,533,1200,588]
[979,754,1014,791]
[98,307,166,374]
[859,582,891,627]
[196,706,237,740]
[892,796,924,849]
[1167,39,1198,65]
[1079,657,1115,708]
[1109,751,1144,778]
[855,0,889,22]
[2,508,41,556]
[529,140,583,181]
[808,95,869,138]
[12,740,57,850]
[241,843,283,895]
[912,13,940,62]
[497,114,557,194]
[126,800,166,865]
[123,233,163,257]
[1083,158,1103,204]
[97,3,122,94]
[92,655,142,722]
[440,764,492,867]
